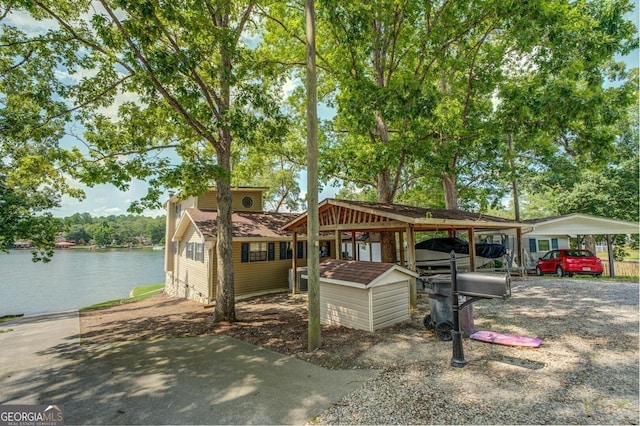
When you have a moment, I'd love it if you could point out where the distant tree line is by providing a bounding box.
[62,213,165,247]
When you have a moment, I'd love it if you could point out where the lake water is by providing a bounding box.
[0,249,165,316]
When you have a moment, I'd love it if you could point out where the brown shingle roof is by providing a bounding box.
[187,209,299,239]
[318,259,399,286]
[338,199,513,222]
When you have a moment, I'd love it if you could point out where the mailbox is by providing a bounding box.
[455,272,511,299]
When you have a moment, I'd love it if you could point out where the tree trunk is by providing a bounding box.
[584,234,596,254]
[377,165,397,263]
[441,171,460,210]
[213,143,236,322]
[213,7,235,323]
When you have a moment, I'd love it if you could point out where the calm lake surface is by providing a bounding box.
[0,249,165,316]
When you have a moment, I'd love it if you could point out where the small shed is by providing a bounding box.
[313,259,419,332]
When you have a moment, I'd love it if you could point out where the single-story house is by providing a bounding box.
[519,213,639,275]
[163,187,336,304]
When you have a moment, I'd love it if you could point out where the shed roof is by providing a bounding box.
[317,259,418,287]
[523,214,639,236]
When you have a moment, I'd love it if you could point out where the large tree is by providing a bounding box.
[0,15,83,260]
[263,1,636,241]
[1,1,288,321]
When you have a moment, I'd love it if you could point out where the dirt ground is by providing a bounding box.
[80,291,417,368]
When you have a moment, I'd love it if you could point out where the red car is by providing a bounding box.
[536,249,604,277]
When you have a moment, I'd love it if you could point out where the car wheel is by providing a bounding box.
[535,266,543,276]
[556,266,564,277]
[435,321,454,341]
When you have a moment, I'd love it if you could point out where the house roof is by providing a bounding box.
[523,214,639,236]
[282,198,524,233]
[316,259,418,287]
[173,209,299,241]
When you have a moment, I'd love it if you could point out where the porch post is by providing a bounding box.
[516,227,523,276]
[351,231,356,261]
[406,224,416,308]
[468,227,476,272]
[606,234,616,277]
[335,229,341,259]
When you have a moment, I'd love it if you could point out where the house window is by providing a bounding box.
[186,242,194,259]
[195,243,205,262]
[297,241,305,259]
[241,242,271,262]
[175,203,182,217]
[551,238,559,249]
[538,240,550,252]
[172,241,178,254]
[319,241,331,258]
[280,242,293,260]
[528,239,537,253]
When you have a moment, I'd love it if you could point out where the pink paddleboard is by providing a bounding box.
[470,330,542,348]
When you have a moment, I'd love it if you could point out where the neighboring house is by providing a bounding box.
[521,214,639,270]
[164,187,336,304]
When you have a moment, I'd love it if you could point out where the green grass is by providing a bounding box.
[80,283,164,311]
[0,314,23,324]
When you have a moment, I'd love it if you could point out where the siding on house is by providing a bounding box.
[197,189,264,212]
[165,223,211,303]
[208,239,335,299]
[524,235,569,268]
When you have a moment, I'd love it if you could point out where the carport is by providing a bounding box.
[282,198,527,306]
[523,214,639,277]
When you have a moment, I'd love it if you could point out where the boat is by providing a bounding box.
[413,237,507,269]
[152,245,165,250]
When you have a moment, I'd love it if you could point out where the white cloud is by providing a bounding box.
[7,9,57,34]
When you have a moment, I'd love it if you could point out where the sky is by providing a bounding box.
[14,2,638,218]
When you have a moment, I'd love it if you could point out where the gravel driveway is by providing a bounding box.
[312,277,639,425]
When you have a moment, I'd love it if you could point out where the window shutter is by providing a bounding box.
[241,243,249,262]
[268,242,275,261]
[529,239,537,253]
[551,238,559,249]
[279,242,287,260]
[327,241,331,257]
[297,241,304,259]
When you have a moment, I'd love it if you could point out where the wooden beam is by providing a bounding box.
[516,227,523,276]
[468,228,476,272]
[606,234,616,277]
[406,224,417,309]
[351,231,356,261]
[399,230,405,267]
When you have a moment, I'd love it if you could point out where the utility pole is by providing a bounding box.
[305,0,320,351]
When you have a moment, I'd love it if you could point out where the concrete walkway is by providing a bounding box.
[0,312,377,425]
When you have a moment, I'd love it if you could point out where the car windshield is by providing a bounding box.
[565,250,594,257]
